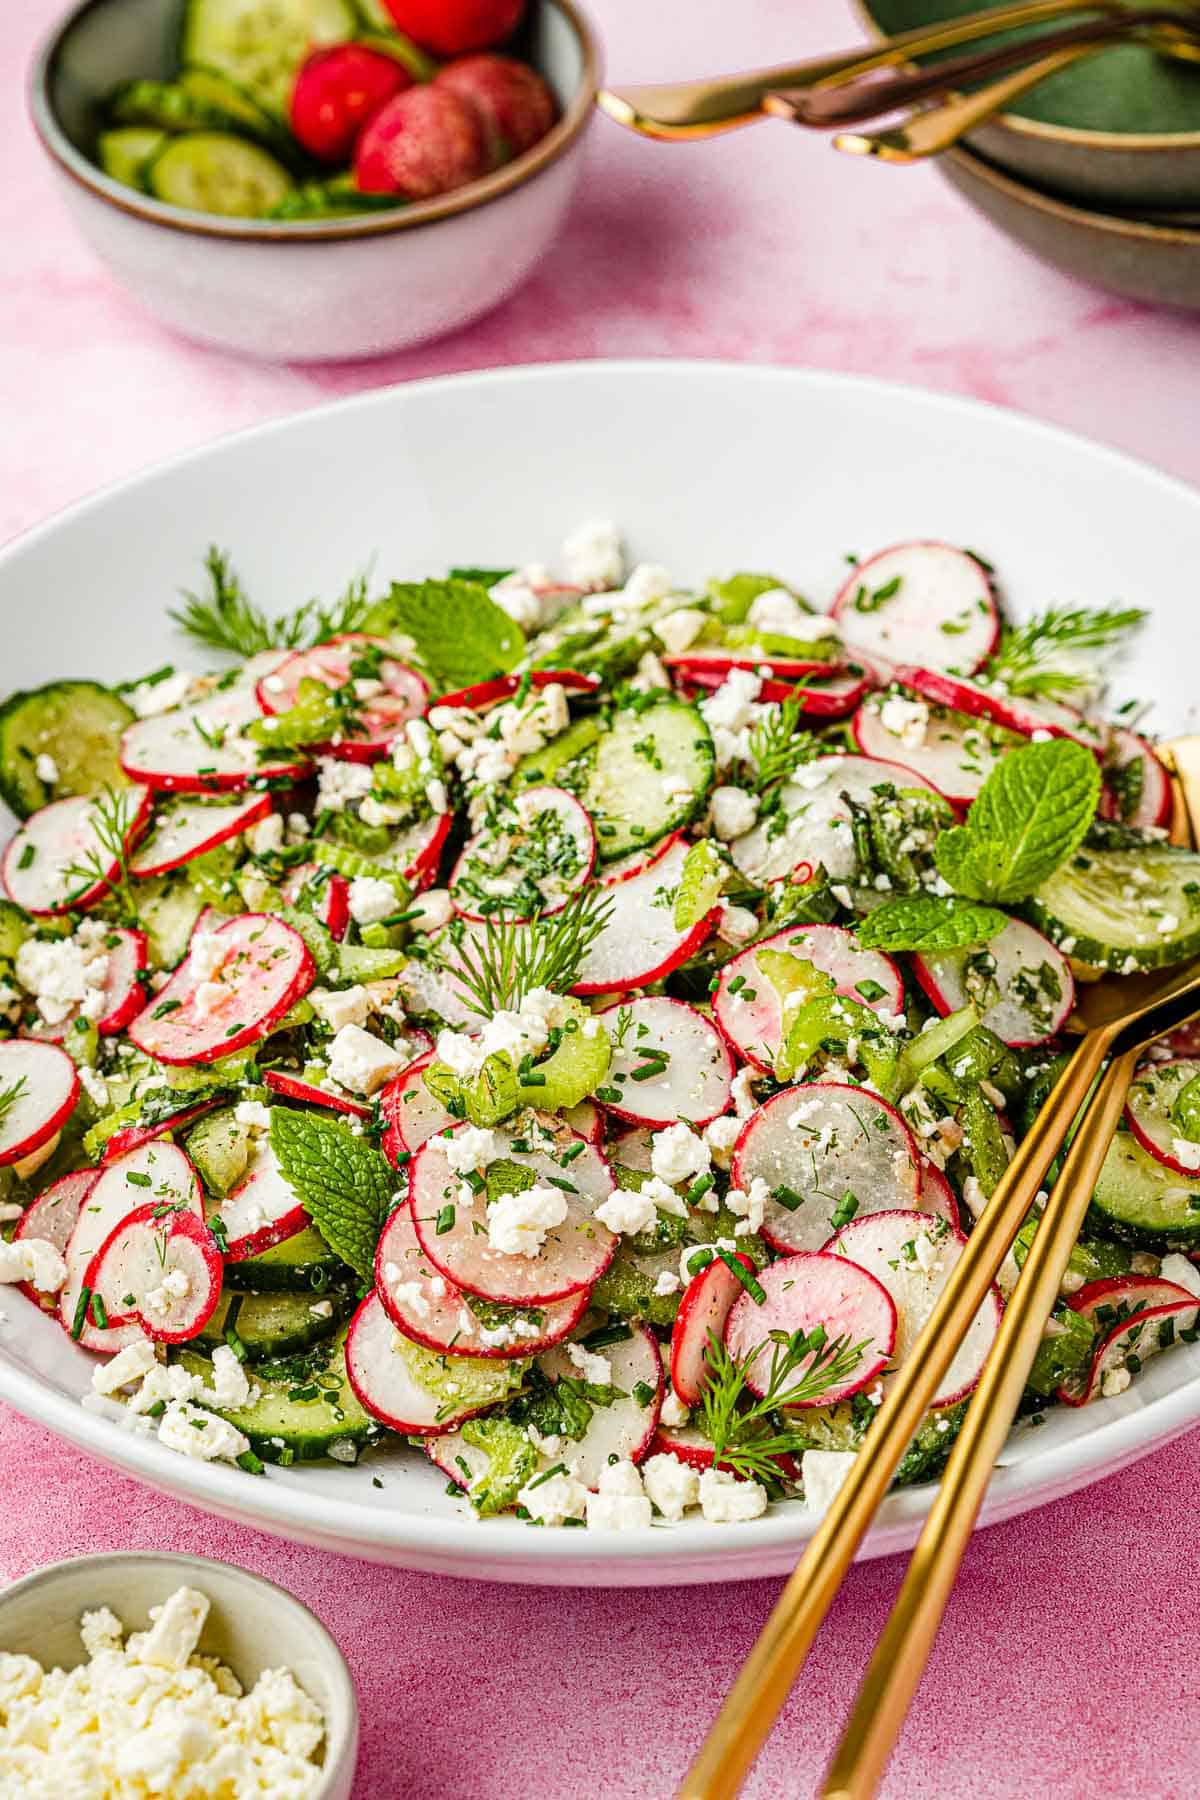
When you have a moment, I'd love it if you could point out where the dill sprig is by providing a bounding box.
[0,1077,28,1133]
[747,699,818,794]
[62,786,140,921]
[987,605,1146,701]
[699,1324,868,1486]
[170,548,374,659]
[443,885,613,1017]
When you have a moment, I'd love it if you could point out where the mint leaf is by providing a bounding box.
[269,1109,395,1283]
[855,895,1007,952]
[935,739,1101,903]
[362,578,524,693]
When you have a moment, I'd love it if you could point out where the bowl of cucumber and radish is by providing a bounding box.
[29,0,599,360]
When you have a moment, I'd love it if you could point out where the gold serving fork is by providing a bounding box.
[682,738,1200,1800]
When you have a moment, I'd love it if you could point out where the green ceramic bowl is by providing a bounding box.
[856,0,1200,209]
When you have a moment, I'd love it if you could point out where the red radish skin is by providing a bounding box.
[894,666,1107,755]
[643,1424,793,1481]
[379,1051,454,1161]
[1124,1059,1200,1176]
[120,691,310,793]
[831,543,999,677]
[290,43,413,162]
[435,53,557,163]
[598,829,684,888]
[1059,1291,1199,1408]
[381,0,524,55]
[21,928,148,1044]
[375,1199,589,1358]
[346,1289,499,1434]
[597,995,734,1129]
[536,1324,663,1484]
[0,1041,79,1168]
[434,670,596,710]
[724,1253,896,1407]
[571,837,719,995]
[126,913,315,1066]
[665,650,845,684]
[379,810,452,888]
[825,1209,1002,1407]
[449,785,595,923]
[410,1119,617,1305]
[3,788,151,916]
[1069,1273,1199,1322]
[256,634,428,761]
[213,1137,309,1262]
[263,1069,372,1121]
[280,865,352,940]
[918,1157,961,1230]
[851,694,1010,806]
[101,1100,220,1166]
[732,1084,921,1256]
[128,793,271,878]
[679,669,872,720]
[355,84,488,199]
[670,1252,758,1405]
[1101,728,1172,829]
[713,922,904,1075]
[13,1168,97,1306]
[911,917,1074,1049]
[86,1204,223,1344]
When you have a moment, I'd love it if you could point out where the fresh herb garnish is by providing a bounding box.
[699,1325,868,1486]
[935,738,1101,904]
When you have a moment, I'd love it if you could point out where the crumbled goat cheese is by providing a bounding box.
[651,1121,712,1188]
[660,1390,691,1430]
[726,1175,770,1236]
[487,1184,569,1257]
[878,695,930,749]
[654,1269,681,1297]
[157,1401,250,1463]
[642,1452,700,1521]
[518,1466,590,1525]
[704,1113,742,1170]
[188,930,227,984]
[632,651,671,693]
[327,1024,409,1097]
[309,985,371,1033]
[1161,1253,1200,1299]
[347,874,398,927]
[699,1466,769,1523]
[209,1343,253,1409]
[594,1184,658,1238]
[1100,1366,1132,1399]
[717,904,759,948]
[435,986,574,1078]
[710,785,759,841]
[490,565,552,631]
[800,1448,858,1516]
[700,668,763,734]
[586,1458,653,1530]
[730,1067,758,1118]
[561,518,624,590]
[143,1267,191,1318]
[623,563,674,610]
[128,669,195,716]
[245,811,284,857]
[315,757,373,813]
[0,1237,67,1293]
[566,1341,613,1384]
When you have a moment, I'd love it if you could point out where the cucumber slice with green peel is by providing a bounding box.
[178,66,300,157]
[0,681,134,819]
[98,127,168,190]
[185,1105,253,1197]
[1027,847,1200,971]
[0,900,30,962]
[147,133,293,218]
[223,1222,348,1291]
[134,877,206,971]
[182,0,360,116]
[109,78,284,147]
[177,1329,374,1462]
[195,1286,352,1360]
[268,176,402,220]
[1090,1131,1200,1247]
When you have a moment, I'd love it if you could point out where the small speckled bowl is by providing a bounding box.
[0,1552,358,1799]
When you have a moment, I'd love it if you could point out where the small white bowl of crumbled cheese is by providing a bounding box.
[0,1553,357,1798]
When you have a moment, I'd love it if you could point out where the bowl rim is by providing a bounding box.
[0,1550,358,1791]
[852,0,1200,154]
[27,0,601,244]
[948,140,1200,240]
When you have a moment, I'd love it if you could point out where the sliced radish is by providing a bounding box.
[918,1157,961,1230]
[59,1141,202,1353]
[561,1100,603,1145]
[256,634,428,761]
[0,1041,79,1168]
[375,1200,589,1359]
[852,694,1012,805]
[596,995,733,1129]
[127,913,314,1065]
[732,1083,920,1255]
[912,918,1074,1049]
[825,1209,1002,1407]
[345,1290,497,1435]
[12,1168,97,1306]
[86,1203,222,1344]
[724,1252,896,1406]
[598,829,683,888]
[396,925,492,1029]
[670,1251,759,1405]
[1165,1019,1200,1060]
[1101,728,1172,829]
[120,687,310,793]
[1125,1060,1200,1177]
[665,649,846,683]
[128,792,272,878]
[714,923,903,1074]
[434,670,598,710]
[212,1135,309,1261]
[1069,1273,1199,1324]
[831,543,998,677]
[280,864,352,940]
[894,666,1106,755]
[102,1099,220,1165]
[570,838,717,995]
[262,1069,372,1121]
[643,1422,783,1480]
[1060,1275,1199,1406]
[3,787,151,915]
[387,810,453,886]
[535,1323,663,1484]
[449,786,595,923]
[410,1119,617,1305]
[727,754,941,886]
[27,928,150,1044]
[379,1051,454,1161]
[679,666,872,719]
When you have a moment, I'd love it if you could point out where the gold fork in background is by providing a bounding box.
[682,740,1200,1800]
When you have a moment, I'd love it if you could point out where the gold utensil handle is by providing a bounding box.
[818,1044,1143,1800]
[679,1025,1111,1800]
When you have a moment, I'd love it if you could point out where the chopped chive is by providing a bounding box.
[236,1450,266,1476]
[71,1285,92,1341]
[716,1247,767,1304]
[435,1203,456,1235]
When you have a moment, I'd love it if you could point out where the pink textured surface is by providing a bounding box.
[4,0,1200,1794]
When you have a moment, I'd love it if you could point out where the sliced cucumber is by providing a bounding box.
[177,1330,374,1462]
[517,700,714,862]
[182,0,359,116]
[134,877,206,970]
[223,1223,348,1292]
[1028,847,1200,971]
[147,133,293,219]
[111,77,258,137]
[98,127,168,190]
[0,901,30,962]
[179,66,299,155]
[196,1287,351,1360]
[186,1105,252,1197]
[0,681,133,819]
[1090,1130,1200,1246]
[268,176,401,220]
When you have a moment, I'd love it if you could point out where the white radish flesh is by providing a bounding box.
[379,1053,454,1162]
[128,792,272,877]
[724,1252,896,1405]
[257,634,428,760]
[598,996,733,1128]
[599,829,684,888]
[20,927,148,1045]
[732,1084,920,1255]
[918,1157,961,1230]
[670,1251,759,1405]
[714,923,903,1074]
[120,687,310,791]
[1125,1059,1200,1177]
[831,543,998,676]
[1101,728,1172,829]
[13,1168,97,1261]
[536,1322,663,1484]
[262,1069,372,1121]
[127,913,314,1064]
[571,837,717,995]
[1060,1282,1199,1407]
[727,754,940,886]
[345,1291,496,1434]
[3,788,150,915]
[87,1204,223,1343]
[212,1135,309,1261]
[895,666,1106,754]
[852,694,1012,804]
[450,786,595,923]
[825,1209,1002,1406]
[0,1040,79,1167]
[912,917,1074,1049]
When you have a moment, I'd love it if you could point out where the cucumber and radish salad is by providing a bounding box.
[92,0,559,222]
[0,521,1195,1534]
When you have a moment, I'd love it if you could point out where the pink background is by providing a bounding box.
[4,0,1200,1793]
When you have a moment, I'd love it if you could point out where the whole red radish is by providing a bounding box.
[355,84,487,199]
[382,0,524,56]
[290,43,413,163]
[436,54,557,164]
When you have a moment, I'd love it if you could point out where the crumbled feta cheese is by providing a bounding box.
[143,1266,192,1319]
[726,1175,770,1236]
[586,1459,653,1530]
[78,1065,109,1109]
[315,757,373,813]
[441,1125,498,1175]
[209,1343,253,1409]
[407,888,454,934]
[327,1023,409,1096]
[660,1388,690,1429]
[392,1280,432,1320]
[800,1448,858,1516]
[566,1341,613,1384]
[746,587,818,638]
[346,874,397,929]
[631,651,671,693]
[651,1121,711,1189]
[191,981,227,1021]
[34,752,59,784]
[710,785,759,841]
[1100,1366,1132,1399]
[128,669,194,716]
[700,668,763,734]
[489,566,551,631]
[730,1066,758,1118]
[561,519,624,590]
[654,607,707,655]
[878,695,930,749]
[622,563,674,610]
[1161,1252,1200,1298]
[704,1113,742,1170]
[435,986,571,1079]
[698,1466,769,1523]
[487,1183,569,1257]
[246,811,284,856]
[717,903,759,948]
[309,984,371,1033]
[156,1401,249,1463]
[91,1336,159,1397]
[654,1269,681,1297]
[594,1184,657,1238]
[0,1237,67,1293]
[642,1452,701,1521]
[188,930,227,985]
[15,932,109,1027]
[233,1099,272,1132]
[518,1467,590,1525]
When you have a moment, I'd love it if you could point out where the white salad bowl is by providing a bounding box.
[2,360,1200,1586]
[0,1551,358,1797]
[28,0,599,362]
